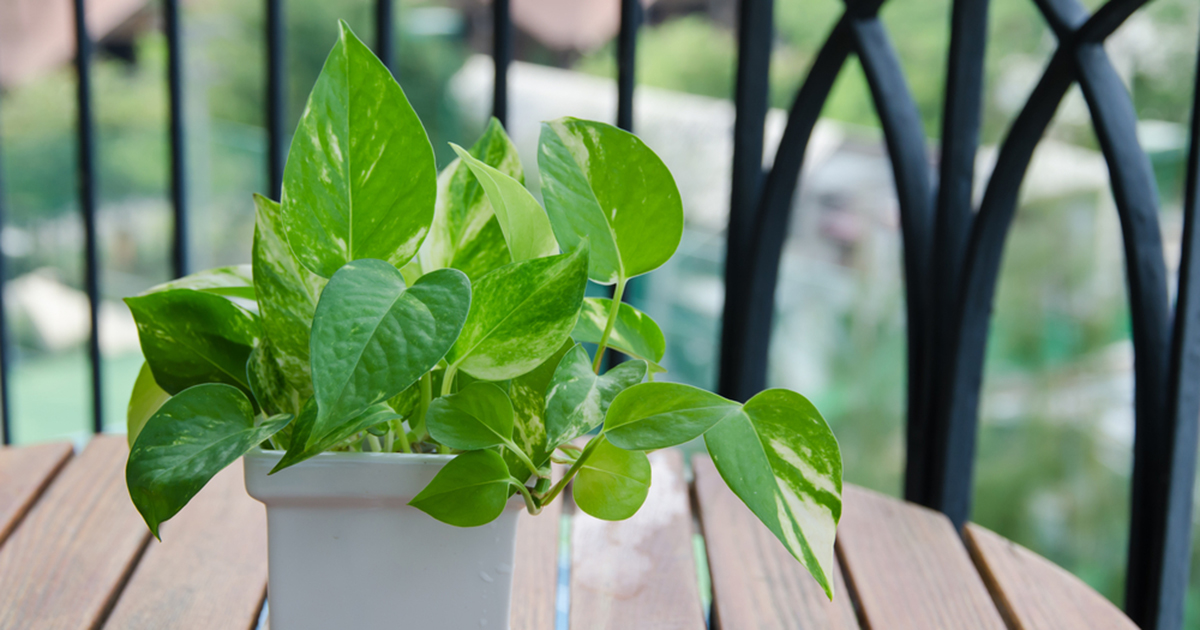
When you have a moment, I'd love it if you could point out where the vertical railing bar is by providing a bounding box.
[913,0,989,506]
[164,0,188,278]
[718,0,773,401]
[266,0,286,200]
[616,0,640,132]
[0,62,12,445]
[492,0,512,126]
[1152,34,1200,630]
[375,0,395,74]
[73,0,104,435]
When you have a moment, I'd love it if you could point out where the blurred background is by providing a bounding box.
[1,0,1198,620]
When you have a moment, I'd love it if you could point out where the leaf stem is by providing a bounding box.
[394,422,412,453]
[414,371,433,440]
[537,434,603,506]
[436,367,458,454]
[511,480,541,515]
[505,441,544,479]
[592,276,627,373]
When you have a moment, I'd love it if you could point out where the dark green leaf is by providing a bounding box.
[447,247,588,381]
[127,383,292,538]
[307,261,470,450]
[125,289,259,397]
[409,449,513,527]
[127,362,170,447]
[704,389,841,598]
[545,344,646,448]
[426,382,514,451]
[449,143,557,262]
[281,21,436,278]
[573,437,651,521]
[603,382,742,450]
[572,297,665,365]
[419,118,520,282]
[537,117,683,284]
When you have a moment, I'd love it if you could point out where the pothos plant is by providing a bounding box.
[124,21,843,597]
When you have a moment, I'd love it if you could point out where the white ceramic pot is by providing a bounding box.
[244,449,523,630]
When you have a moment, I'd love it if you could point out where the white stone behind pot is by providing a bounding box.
[244,449,524,630]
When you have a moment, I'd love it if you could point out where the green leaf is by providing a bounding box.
[573,436,651,521]
[603,382,741,450]
[704,389,842,598]
[545,344,646,448]
[281,21,436,278]
[246,340,296,416]
[419,118,520,281]
[572,297,665,365]
[409,449,513,527]
[252,194,327,412]
[127,384,292,538]
[449,143,557,263]
[125,289,259,397]
[537,117,683,284]
[447,246,588,381]
[505,340,573,474]
[142,265,257,304]
[308,260,470,447]
[127,362,170,447]
[273,401,401,472]
[426,382,514,451]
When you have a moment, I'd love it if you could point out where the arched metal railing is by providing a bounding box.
[0,0,1196,626]
[717,0,1200,627]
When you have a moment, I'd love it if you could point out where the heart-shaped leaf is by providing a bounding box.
[537,117,683,284]
[125,289,259,397]
[281,21,436,278]
[252,194,327,412]
[426,382,514,451]
[309,260,470,446]
[545,344,646,449]
[450,143,557,263]
[603,382,742,450]
[127,383,292,538]
[572,297,665,365]
[573,436,651,521]
[704,389,841,598]
[127,362,170,447]
[419,118,520,282]
[410,449,514,527]
[447,246,588,381]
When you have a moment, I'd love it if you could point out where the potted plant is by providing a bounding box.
[124,21,842,630]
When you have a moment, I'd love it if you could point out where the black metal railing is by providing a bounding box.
[0,0,1196,627]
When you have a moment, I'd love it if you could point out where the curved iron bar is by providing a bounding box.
[719,0,934,410]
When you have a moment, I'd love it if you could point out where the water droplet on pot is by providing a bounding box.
[480,571,494,583]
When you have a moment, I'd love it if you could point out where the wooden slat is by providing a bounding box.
[836,484,1007,629]
[693,455,860,629]
[964,523,1137,630]
[569,448,705,629]
[104,459,268,630]
[0,441,72,544]
[0,435,150,629]
[510,488,562,630]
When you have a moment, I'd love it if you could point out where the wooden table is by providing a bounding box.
[0,435,1137,629]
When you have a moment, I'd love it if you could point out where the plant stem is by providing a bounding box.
[511,480,541,515]
[436,367,457,454]
[394,423,412,453]
[537,434,604,506]
[365,434,382,453]
[592,276,627,373]
[414,371,432,439]
[506,441,544,479]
